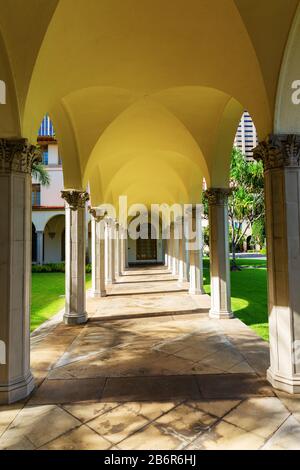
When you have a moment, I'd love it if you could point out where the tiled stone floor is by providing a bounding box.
[1,266,300,450]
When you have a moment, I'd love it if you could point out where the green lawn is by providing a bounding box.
[31,273,91,332]
[203,258,269,341]
[31,260,269,342]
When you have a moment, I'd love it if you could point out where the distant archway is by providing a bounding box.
[32,223,37,263]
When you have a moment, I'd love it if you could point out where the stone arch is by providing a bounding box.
[32,223,37,263]
[275,3,300,134]
[44,214,65,263]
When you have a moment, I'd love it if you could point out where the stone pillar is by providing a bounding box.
[177,218,186,282]
[172,236,179,276]
[125,236,129,269]
[254,135,300,394]
[90,209,106,298]
[107,219,116,284]
[185,237,190,282]
[61,189,89,325]
[105,221,109,281]
[168,232,173,271]
[164,240,169,267]
[206,188,233,319]
[120,225,126,274]
[188,209,205,294]
[178,237,184,281]
[0,139,39,404]
[115,221,122,277]
[36,230,44,266]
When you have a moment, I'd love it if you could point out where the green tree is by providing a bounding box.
[228,147,264,269]
[31,161,50,187]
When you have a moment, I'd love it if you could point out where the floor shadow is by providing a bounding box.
[88,308,209,323]
[121,271,171,277]
[106,289,188,297]
[29,373,274,405]
[116,278,176,284]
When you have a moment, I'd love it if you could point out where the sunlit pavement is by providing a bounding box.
[0,267,299,450]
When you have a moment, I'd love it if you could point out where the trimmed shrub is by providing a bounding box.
[32,263,92,274]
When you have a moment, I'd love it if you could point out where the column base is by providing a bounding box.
[0,372,35,405]
[189,288,206,295]
[267,368,300,395]
[91,290,107,298]
[63,312,88,325]
[209,309,234,320]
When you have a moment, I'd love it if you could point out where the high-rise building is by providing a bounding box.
[234,111,259,159]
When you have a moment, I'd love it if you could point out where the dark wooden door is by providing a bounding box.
[136,224,157,260]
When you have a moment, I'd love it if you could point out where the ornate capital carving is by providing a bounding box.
[253,135,300,171]
[61,189,89,211]
[0,138,41,174]
[88,206,106,223]
[205,188,231,205]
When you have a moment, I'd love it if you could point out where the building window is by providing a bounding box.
[32,184,41,206]
[42,149,49,165]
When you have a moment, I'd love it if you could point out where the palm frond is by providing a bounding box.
[31,162,51,187]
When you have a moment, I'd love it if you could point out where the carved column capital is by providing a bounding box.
[253,134,300,171]
[61,189,89,211]
[88,206,106,223]
[205,188,231,206]
[0,138,41,174]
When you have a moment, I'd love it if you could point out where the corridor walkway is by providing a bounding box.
[0,267,300,450]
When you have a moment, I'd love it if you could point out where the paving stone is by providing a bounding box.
[40,424,112,450]
[187,399,241,418]
[187,420,265,450]
[62,402,120,423]
[262,415,300,450]
[224,397,290,438]
[0,405,80,449]
[118,423,187,450]
[87,404,149,444]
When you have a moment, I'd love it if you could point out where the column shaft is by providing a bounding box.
[207,189,233,318]
[36,231,44,265]
[62,190,89,325]
[90,212,106,297]
[0,139,37,404]
[254,135,300,393]
[107,221,116,284]
[188,211,205,295]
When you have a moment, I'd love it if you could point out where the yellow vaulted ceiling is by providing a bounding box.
[0,0,299,204]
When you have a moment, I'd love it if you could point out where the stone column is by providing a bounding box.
[89,209,106,298]
[164,240,169,267]
[36,230,44,266]
[106,219,116,284]
[168,232,173,271]
[178,237,184,281]
[185,237,190,282]
[206,188,233,319]
[172,236,179,276]
[188,208,205,295]
[105,220,109,281]
[125,236,129,269]
[0,139,38,404]
[119,225,126,274]
[115,221,122,277]
[61,189,89,325]
[177,218,186,282]
[254,135,300,393]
